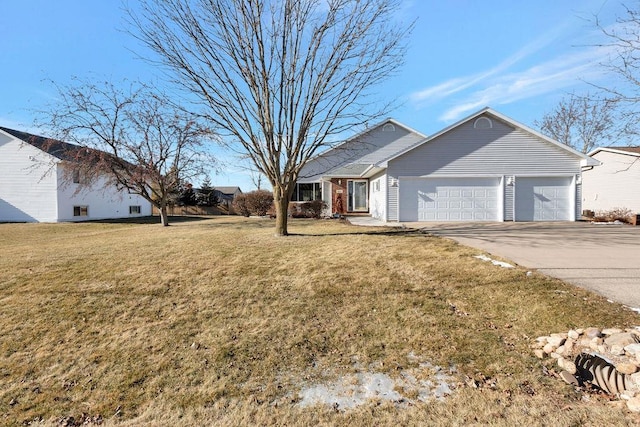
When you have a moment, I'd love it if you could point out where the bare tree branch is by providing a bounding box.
[36,78,217,226]
[127,0,411,235]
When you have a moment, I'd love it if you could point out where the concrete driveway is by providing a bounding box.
[412,221,640,309]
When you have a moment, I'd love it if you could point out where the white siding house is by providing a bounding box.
[0,127,152,223]
[582,147,640,214]
[295,107,598,222]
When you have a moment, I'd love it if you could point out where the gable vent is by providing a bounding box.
[474,117,492,129]
[382,123,396,132]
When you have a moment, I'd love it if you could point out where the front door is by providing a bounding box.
[347,180,368,212]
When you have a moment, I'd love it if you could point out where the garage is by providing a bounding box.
[399,177,501,221]
[514,177,572,221]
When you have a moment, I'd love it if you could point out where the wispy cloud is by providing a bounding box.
[409,16,618,122]
[410,23,568,105]
[437,44,614,122]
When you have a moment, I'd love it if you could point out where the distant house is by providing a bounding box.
[295,107,598,222]
[214,186,243,210]
[0,126,151,223]
[582,146,640,214]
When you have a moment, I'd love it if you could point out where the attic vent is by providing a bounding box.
[382,123,395,132]
[474,117,492,129]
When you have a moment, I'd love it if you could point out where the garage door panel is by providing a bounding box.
[400,177,500,222]
[515,177,572,221]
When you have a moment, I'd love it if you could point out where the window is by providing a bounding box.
[291,183,322,201]
[382,123,396,132]
[373,180,380,192]
[72,169,80,184]
[73,206,88,217]
[129,205,141,214]
[474,117,492,129]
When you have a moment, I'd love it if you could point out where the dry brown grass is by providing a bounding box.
[1,217,639,426]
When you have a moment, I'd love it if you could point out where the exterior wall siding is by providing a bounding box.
[0,131,152,223]
[56,167,152,222]
[369,171,387,221]
[504,176,515,221]
[582,151,640,213]
[386,115,583,222]
[0,136,59,222]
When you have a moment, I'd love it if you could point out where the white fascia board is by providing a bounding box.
[588,146,640,158]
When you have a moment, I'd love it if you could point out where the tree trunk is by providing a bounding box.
[160,204,170,226]
[273,186,290,236]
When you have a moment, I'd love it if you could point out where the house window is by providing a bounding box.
[129,205,141,214]
[73,206,88,217]
[382,123,396,132]
[291,183,322,201]
[72,169,80,184]
[373,180,380,192]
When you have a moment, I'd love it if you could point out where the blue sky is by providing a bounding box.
[0,0,626,190]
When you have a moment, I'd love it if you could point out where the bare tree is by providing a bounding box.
[128,0,411,236]
[595,4,640,138]
[535,93,620,153]
[38,78,216,226]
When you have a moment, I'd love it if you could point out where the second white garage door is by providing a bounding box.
[399,177,500,222]
[514,177,572,221]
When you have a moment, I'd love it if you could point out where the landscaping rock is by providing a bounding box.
[533,349,545,359]
[548,334,566,347]
[615,363,638,375]
[543,343,555,354]
[627,396,640,412]
[584,327,602,338]
[625,343,640,356]
[605,333,640,348]
[602,328,623,336]
[568,330,580,340]
[610,344,625,356]
[560,371,579,386]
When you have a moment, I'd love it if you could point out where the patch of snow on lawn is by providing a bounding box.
[474,254,514,269]
[298,358,456,410]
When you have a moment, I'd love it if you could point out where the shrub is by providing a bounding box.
[233,190,274,216]
[593,207,633,223]
[300,200,328,219]
[232,193,251,217]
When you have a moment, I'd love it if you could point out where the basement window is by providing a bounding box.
[73,206,88,217]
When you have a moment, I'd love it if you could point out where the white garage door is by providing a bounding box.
[399,177,500,222]
[514,177,572,221]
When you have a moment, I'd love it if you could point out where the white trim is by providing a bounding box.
[588,146,640,157]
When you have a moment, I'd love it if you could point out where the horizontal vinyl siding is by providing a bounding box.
[582,151,640,213]
[0,136,59,222]
[299,125,422,181]
[504,177,514,221]
[388,117,582,177]
[386,116,584,222]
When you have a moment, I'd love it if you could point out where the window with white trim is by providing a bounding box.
[291,183,322,201]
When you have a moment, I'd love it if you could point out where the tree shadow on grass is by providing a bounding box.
[89,215,212,225]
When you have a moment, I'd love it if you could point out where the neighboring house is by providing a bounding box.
[582,146,640,214]
[295,107,599,222]
[0,126,152,223]
[214,186,243,210]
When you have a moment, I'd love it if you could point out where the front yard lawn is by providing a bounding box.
[0,217,638,425]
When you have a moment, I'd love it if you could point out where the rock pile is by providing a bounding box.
[533,327,640,412]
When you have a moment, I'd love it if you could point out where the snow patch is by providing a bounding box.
[298,359,456,410]
[474,254,514,269]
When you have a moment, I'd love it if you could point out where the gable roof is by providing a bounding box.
[301,118,426,179]
[382,107,600,167]
[215,186,242,195]
[588,146,640,157]
[0,126,87,162]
